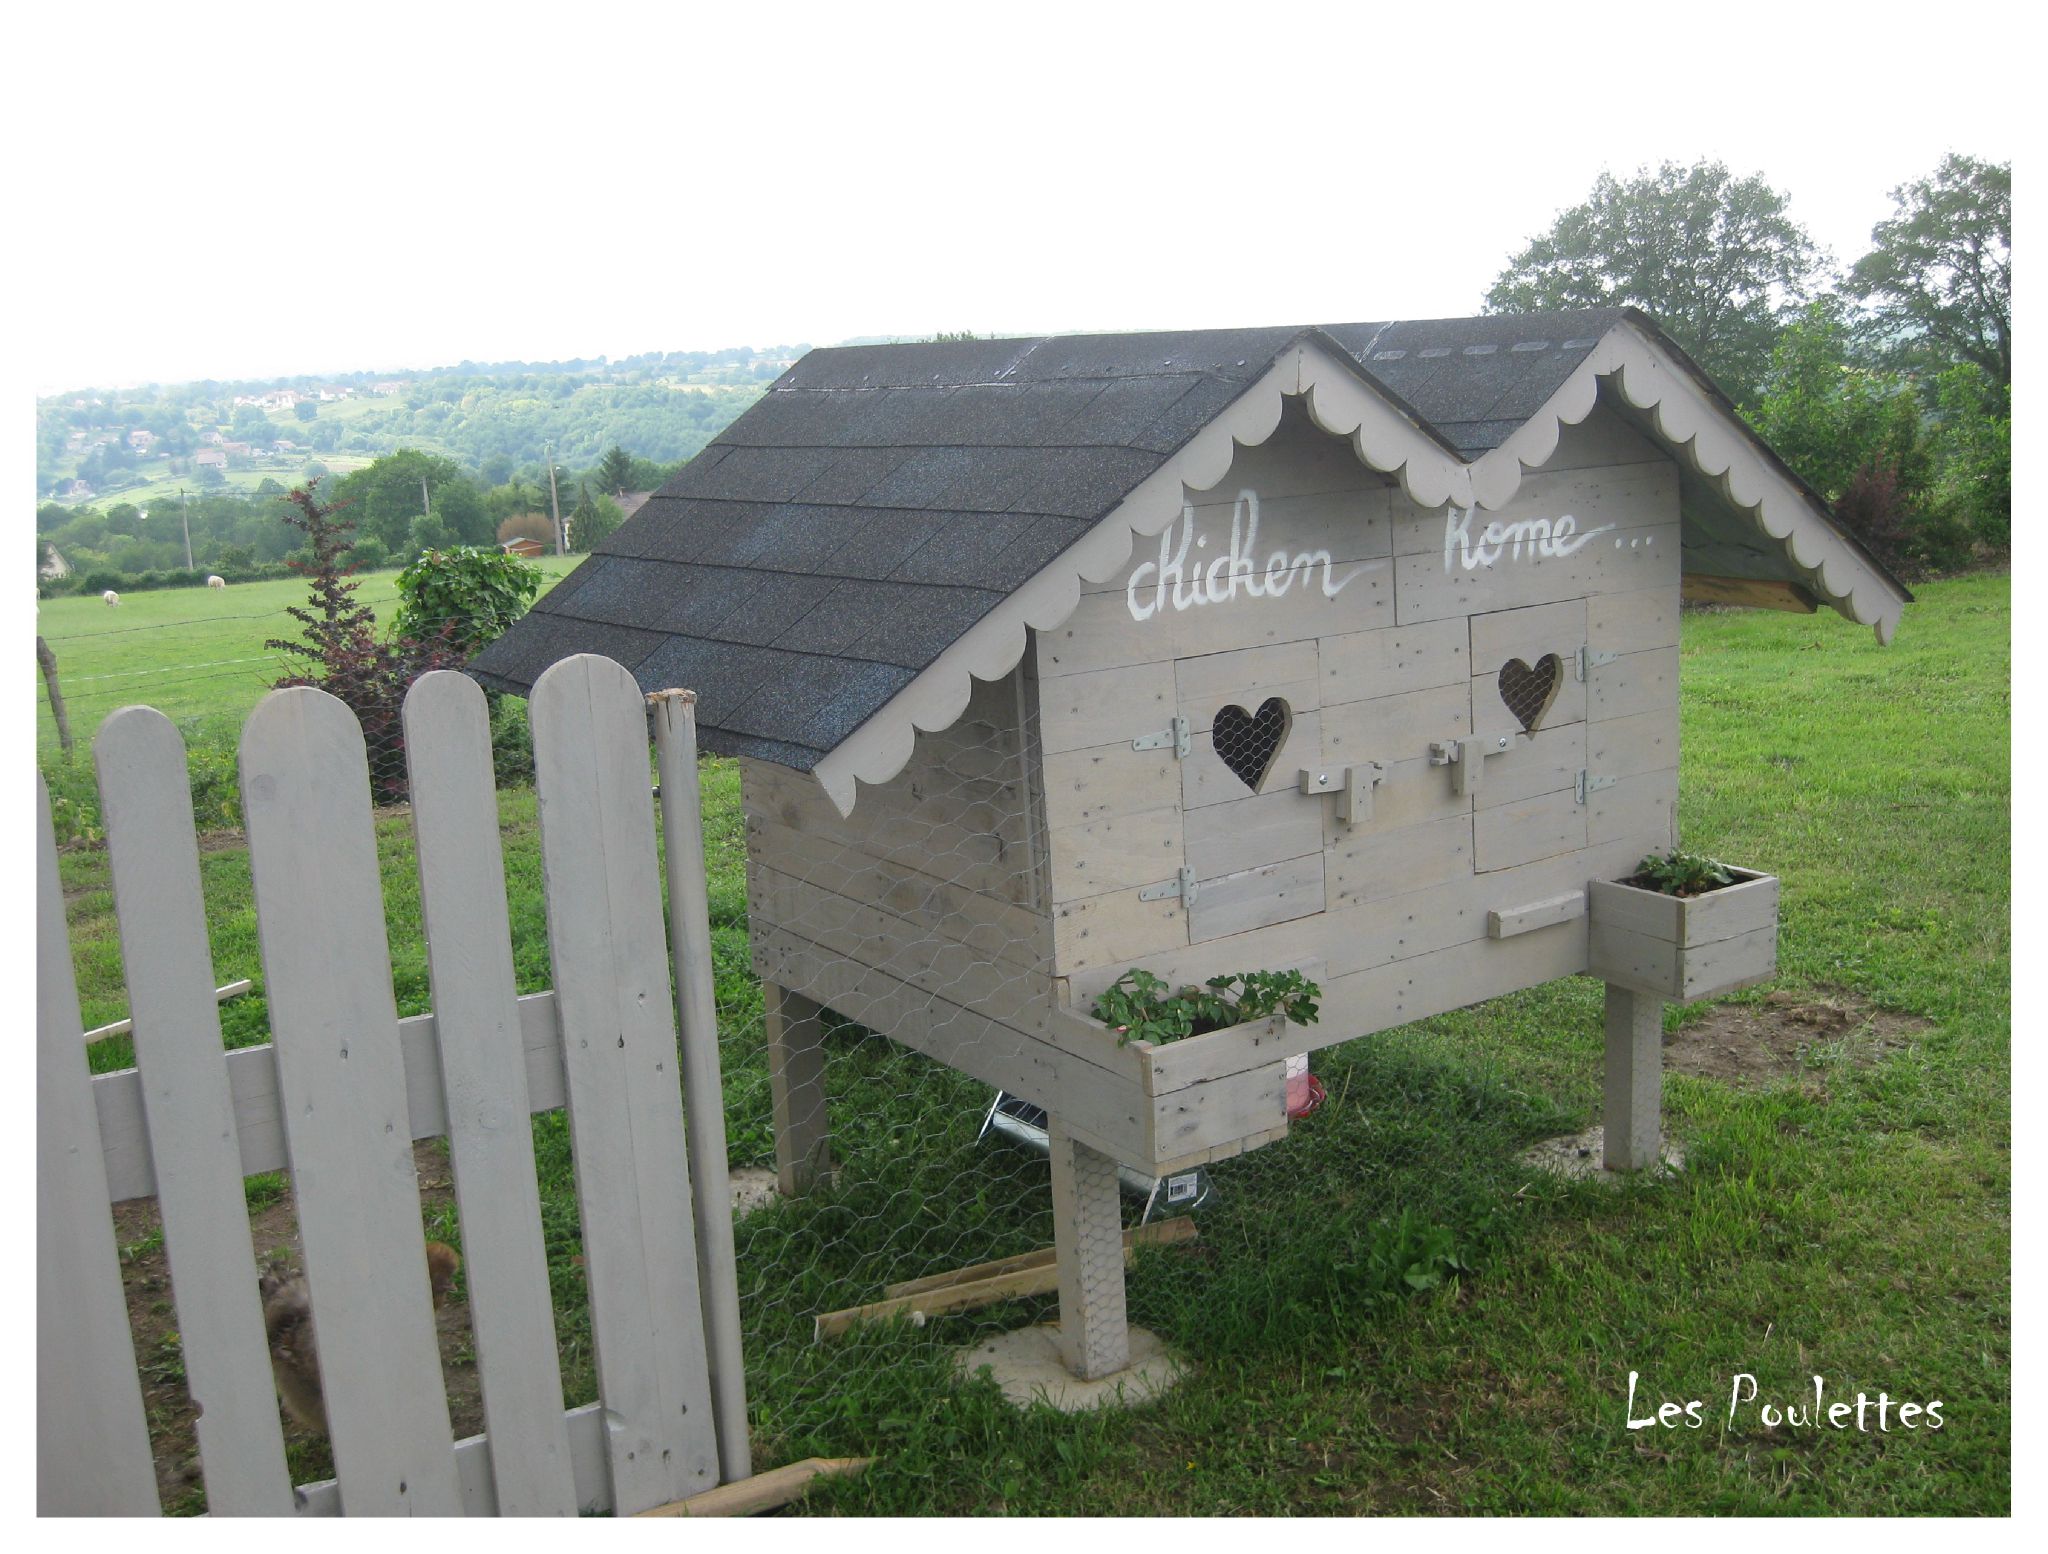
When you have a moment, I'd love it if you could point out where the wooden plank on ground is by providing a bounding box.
[36,774,160,1518]
[816,1221,1198,1340]
[883,1217,1197,1299]
[403,672,577,1516]
[240,686,460,1515]
[531,654,719,1515]
[637,1457,874,1518]
[96,708,293,1515]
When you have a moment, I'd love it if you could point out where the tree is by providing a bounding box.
[1928,363,2010,549]
[1748,301,1963,577]
[1848,154,2010,393]
[331,449,482,552]
[595,443,634,496]
[266,482,460,800]
[567,482,622,552]
[497,512,554,548]
[294,400,319,422]
[1484,159,1824,405]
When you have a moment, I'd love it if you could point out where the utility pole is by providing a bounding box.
[179,486,193,571]
[544,440,565,554]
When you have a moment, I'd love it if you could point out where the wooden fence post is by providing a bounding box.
[38,634,72,757]
[650,687,752,1486]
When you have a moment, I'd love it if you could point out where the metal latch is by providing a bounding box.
[1576,769,1618,804]
[1430,735,1510,798]
[1132,715,1191,759]
[1576,644,1619,681]
[1139,866,1198,905]
[1299,762,1384,825]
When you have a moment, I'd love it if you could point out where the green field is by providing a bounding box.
[34,557,583,752]
[50,574,2011,1514]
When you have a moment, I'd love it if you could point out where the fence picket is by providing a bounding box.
[401,671,578,1516]
[531,654,719,1514]
[37,774,160,1516]
[96,708,295,1515]
[239,686,462,1516]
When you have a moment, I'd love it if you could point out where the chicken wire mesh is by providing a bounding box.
[53,633,1602,1508]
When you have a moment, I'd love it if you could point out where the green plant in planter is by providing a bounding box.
[1628,847,1735,898]
[1091,967,1321,1046]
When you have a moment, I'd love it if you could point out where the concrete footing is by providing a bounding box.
[1521,1124,1685,1181]
[954,1324,1185,1412]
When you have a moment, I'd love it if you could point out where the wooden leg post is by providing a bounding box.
[1047,1119,1130,1380]
[764,980,833,1195]
[1602,983,1664,1171]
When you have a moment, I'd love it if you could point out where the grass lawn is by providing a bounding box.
[34,556,584,753]
[52,573,2010,1514]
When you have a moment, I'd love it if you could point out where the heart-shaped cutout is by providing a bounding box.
[1213,697,1292,792]
[1498,654,1563,733]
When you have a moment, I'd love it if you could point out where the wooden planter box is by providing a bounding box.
[1047,1008,1296,1174]
[1586,867,1779,1001]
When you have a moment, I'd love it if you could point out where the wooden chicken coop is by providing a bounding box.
[473,309,1909,1383]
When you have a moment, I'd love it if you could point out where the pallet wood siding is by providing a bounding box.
[1027,398,1683,1056]
[740,671,1052,969]
[734,395,1689,1190]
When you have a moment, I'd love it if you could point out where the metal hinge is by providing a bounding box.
[1576,644,1619,681]
[1139,866,1199,905]
[1576,769,1618,804]
[1132,715,1191,759]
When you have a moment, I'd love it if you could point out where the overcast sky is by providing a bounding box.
[14,0,2021,394]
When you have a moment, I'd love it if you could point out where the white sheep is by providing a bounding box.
[102,590,120,607]
[207,575,226,589]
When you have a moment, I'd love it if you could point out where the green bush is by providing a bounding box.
[394,545,541,657]
[490,694,535,785]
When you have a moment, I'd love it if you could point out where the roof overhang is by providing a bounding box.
[807,321,1909,815]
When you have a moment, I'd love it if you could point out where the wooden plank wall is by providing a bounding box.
[1038,399,1682,1041]
[741,670,1056,1012]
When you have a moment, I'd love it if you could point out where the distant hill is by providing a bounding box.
[34,345,808,506]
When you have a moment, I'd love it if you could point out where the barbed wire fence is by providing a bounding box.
[50,620,1601,1509]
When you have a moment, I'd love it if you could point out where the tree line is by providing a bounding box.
[1486,153,2009,574]
[36,443,678,590]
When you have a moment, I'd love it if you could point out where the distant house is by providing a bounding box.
[194,449,227,470]
[370,379,410,395]
[62,479,94,499]
[614,491,654,523]
[128,429,155,451]
[221,441,253,456]
[500,536,548,559]
[201,430,226,446]
[272,438,299,453]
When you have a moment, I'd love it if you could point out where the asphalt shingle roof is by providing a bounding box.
[469,310,1642,768]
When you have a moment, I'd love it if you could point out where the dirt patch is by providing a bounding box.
[1667,989,1932,1086]
[116,1148,785,1511]
[113,1140,480,1510]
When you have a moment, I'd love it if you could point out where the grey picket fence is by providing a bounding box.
[37,656,748,1516]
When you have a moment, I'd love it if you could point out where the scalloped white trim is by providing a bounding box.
[808,326,1906,815]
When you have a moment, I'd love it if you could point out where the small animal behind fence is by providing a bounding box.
[37,656,751,1517]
